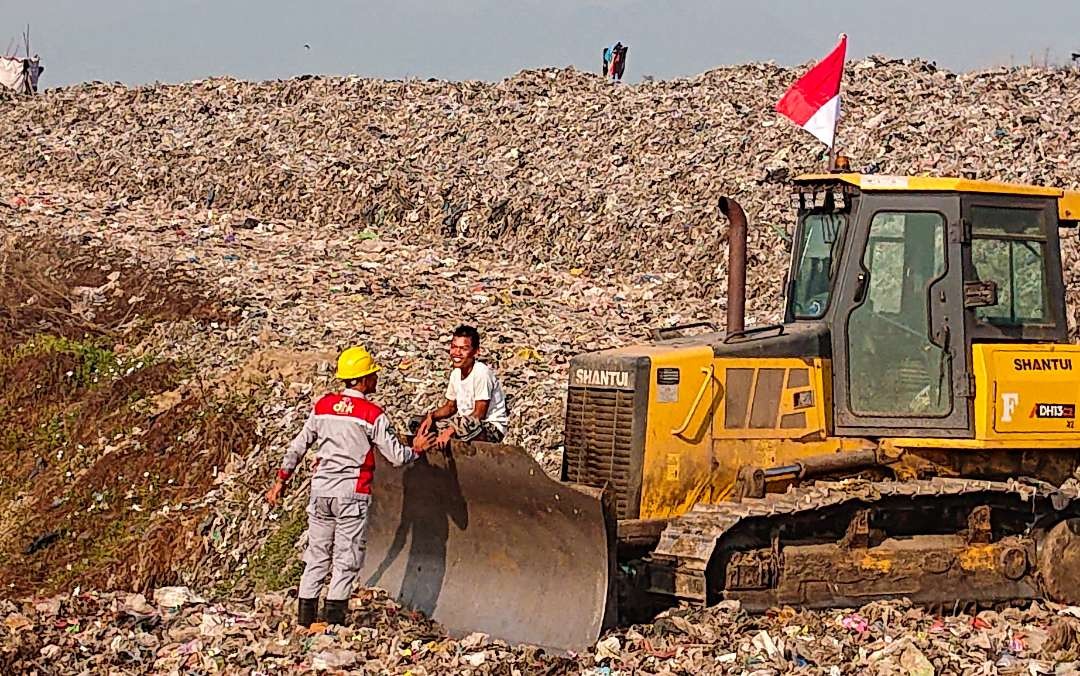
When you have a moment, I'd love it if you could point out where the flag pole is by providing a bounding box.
[827,127,838,172]
[827,33,845,172]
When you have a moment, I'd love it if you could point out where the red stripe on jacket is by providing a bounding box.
[354,447,376,494]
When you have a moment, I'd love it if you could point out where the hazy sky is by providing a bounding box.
[5,0,1080,88]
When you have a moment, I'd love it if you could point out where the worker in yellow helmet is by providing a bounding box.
[266,345,433,629]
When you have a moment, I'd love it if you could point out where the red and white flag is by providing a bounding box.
[776,34,847,148]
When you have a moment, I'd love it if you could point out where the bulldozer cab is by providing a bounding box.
[789,174,1074,438]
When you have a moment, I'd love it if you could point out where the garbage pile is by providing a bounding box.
[1,58,1080,672]
[0,58,1078,324]
[5,587,1080,674]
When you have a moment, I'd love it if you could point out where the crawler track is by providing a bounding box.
[648,477,1080,609]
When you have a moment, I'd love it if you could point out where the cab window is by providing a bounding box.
[790,212,846,318]
[847,211,950,417]
[970,206,1050,326]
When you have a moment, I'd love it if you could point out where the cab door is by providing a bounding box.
[831,192,972,437]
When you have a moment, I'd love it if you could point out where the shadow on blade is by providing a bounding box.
[361,440,614,653]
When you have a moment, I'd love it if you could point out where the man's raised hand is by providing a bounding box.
[412,430,435,455]
[417,414,434,437]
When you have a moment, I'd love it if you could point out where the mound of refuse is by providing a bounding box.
[1,58,1080,672]
[1,58,1078,319]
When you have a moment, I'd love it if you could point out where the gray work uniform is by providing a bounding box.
[279,388,418,601]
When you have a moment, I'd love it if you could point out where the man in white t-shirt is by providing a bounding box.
[419,325,509,445]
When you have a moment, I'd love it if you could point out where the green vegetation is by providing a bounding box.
[14,334,122,387]
[33,410,74,450]
[248,503,307,592]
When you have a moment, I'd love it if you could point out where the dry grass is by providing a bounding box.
[0,238,257,595]
[0,237,225,352]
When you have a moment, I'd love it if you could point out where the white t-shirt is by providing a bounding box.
[445,360,509,435]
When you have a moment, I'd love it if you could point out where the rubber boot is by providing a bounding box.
[297,597,319,629]
[324,599,349,626]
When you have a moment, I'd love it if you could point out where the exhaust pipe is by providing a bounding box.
[718,196,747,335]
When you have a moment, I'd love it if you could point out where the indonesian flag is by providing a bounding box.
[776,34,847,148]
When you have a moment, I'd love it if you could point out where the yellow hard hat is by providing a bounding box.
[335,345,381,380]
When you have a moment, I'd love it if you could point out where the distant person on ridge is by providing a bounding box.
[602,45,613,77]
[611,42,628,81]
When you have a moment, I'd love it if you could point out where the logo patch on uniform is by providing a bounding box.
[332,398,355,415]
[1030,403,1075,419]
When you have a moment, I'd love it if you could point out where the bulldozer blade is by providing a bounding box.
[359,440,615,653]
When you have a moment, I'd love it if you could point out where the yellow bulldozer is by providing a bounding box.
[360,172,1080,652]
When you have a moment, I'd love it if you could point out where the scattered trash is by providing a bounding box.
[595,635,621,662]
[841,612,869,634]
[0,57,1079,673]
[0,592,1074,672]
[898,641,934,676]
[152,586,206,609]
[310,648,358,670]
